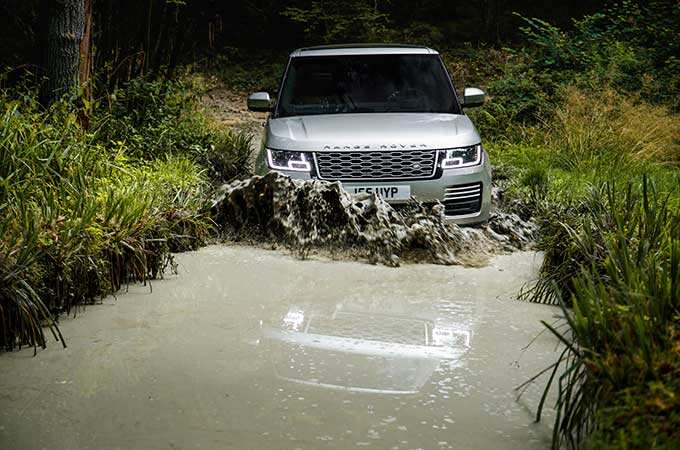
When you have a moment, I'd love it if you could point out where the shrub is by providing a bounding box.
[204,131,254,183]
[282,0,390,44]
[0,84,215,351]
[470,5,680,448]
[92,77,214,160]
[477,3,680,141]
[530,178,680,449]
[208,49,287,93]
[478,66,552,136]
[540,86,680,170]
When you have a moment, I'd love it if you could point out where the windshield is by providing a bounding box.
[276,54,460,117]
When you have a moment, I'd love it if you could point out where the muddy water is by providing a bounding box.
[214,172,537,267]
[0,246,559,450]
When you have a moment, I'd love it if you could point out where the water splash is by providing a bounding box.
[212,172,536,267]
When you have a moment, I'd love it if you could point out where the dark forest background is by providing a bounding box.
[1,0,603,88]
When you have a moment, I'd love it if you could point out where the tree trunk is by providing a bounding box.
[43,0,84,104]
[145,0,153,74]
[79,0,92,95]
[78,0,93,128]
[480,0,503,43]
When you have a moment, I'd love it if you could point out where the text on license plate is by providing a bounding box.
[349,185,411,200]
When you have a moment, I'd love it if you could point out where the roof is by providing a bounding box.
[290,44,438,57]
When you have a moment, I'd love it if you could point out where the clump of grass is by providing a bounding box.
[541,86,680,170]
[0,209,64,351]
[204,131,253,183]
[92,77,215,160]
[523,177,680,448]
[0,83,216,352]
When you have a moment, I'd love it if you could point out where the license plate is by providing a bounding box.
[348,185,411,201]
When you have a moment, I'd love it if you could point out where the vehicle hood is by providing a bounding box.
[266,113,481,152]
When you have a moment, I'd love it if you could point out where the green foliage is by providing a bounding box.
[484,24,680,444]
[92,78,214,159]
[0,81,223,351]
[518,15,583,72]
[208,49,288,93]
[205,131,254,183]
[490,81,680,312]
[474,1,680,140]
[400,21,445,47]
[590,378,680,449]
[282,0,390,44]
[485,10,680,440]
[520,163,549,206]
[602,0,680,108]
[475,65,553,138]
[531,179,680,449]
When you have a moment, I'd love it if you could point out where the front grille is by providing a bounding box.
[443,182,482,216]
[315,149,437,180]
[306,311,429,346]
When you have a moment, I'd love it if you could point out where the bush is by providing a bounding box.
[491,75,680,450]
[458,4,680,448]
[92,77,215,159]
[207,49,287,93]
[541,86,680,170]
[0,84,215,351]
[476,2,680,141]
[282,0,389,44]
[531,179,680,449]
[486,28,680,444]
[204,131,254,183]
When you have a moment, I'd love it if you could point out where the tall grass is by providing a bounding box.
[0,83,219,351]
[528,178,680,449]
[467,8,680,445]
[205,131,254,183]
[488,82,680,447]
[92,77,215,160]
[541,87,680,170]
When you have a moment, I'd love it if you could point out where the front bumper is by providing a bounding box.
[259,152,492,225]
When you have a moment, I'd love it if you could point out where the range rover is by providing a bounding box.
[248,44,491,224]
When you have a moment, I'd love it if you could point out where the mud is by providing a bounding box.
[201,85,267,135]
[212,172,536,267]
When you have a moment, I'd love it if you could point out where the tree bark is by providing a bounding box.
[78,0,93,128]
[43,0,84,104]
[79,0,92,95]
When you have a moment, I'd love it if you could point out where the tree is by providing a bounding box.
[79,0,93,100]
[282,0,390,44]
[42,0,85,105]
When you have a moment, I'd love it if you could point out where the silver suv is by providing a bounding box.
[248,44,491,224]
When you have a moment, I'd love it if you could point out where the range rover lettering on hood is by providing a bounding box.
[323,144,429,150]
[266,113,481,152]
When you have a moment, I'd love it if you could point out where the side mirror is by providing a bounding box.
[462,87,486,108]
[247,92,273,112]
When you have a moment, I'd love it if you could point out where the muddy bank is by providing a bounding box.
[212,172,536,266]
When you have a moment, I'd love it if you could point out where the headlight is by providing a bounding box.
[439,144,482,169]
[266,149,312,172]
